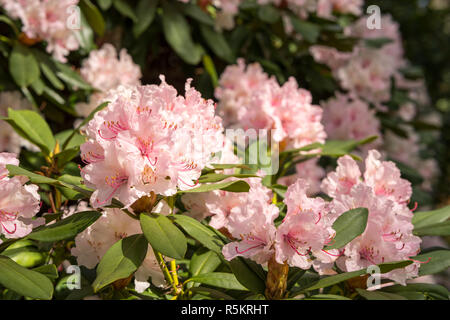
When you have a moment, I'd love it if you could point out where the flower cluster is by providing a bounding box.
[76,44,142,117]
[216,59,326,150]
[80,78,224,208]
[321,92,382,154]
[0,0,80,62]
[322,150,422,284]
[0,153,42,239]
[311,14,405,106]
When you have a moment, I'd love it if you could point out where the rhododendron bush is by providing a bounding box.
[0,0,448,301]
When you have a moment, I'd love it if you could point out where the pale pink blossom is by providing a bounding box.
[0,153,41,238]
[216,60,326,150]
[222,193,278,264]
[81,77,224,208]
[76,44,142,117]
[0,0,80,62]
[274,179,338,269]
[322,152,422,284]
[321,93,382,153]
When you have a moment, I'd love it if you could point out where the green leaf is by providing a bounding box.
[202,54,218,88]
[364,37,393,49]
[79,0,105,36]
[54,61,92,90]
[32,264,59,280]
[55,130,86,150]
[198,173,259,183]
[186,272,248,291]
[414,220,450,237]
[39,62,64,91]
[325,208,369,250]
[161,2,202,65]
[199,24,234,63]
[382,283,449,300]
[258,5,280,24]
[6,165,59,185]
[412,250,450,276]
[289,15,320,43]
[140,213,187,259]
[9,43,40,87]
[188,286,235,300]
[412,205,450,229]
[1,243,45,268]
[180,180,250,193]
[97,0,112,10]
[173,215,224,255]
[113,0,138,22]
[7,109,55,155]
[190,248,222,277]
[0,255,53,300]
[27,211,102,242]
[92,234,148,292]
[304,294,352,300]
[181,3,214,26]
[356,289,407,300]
[55,147,80,168]
[303,260,413,291]
[320,136,378,159]
[229,257,266,294]
[133,0,158,38]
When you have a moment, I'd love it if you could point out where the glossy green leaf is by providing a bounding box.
[27,211,101,242]
[7,108,55,155]
[0,255,53,300]
[92,234,148,292]
[186,272,248,291]
[199,24,234,63]
[140,213,187,259]
[180,180,250,193]
[325,208,369,250]
[412,250,450,276]
[412,205,450,229]
[173,215,224,255]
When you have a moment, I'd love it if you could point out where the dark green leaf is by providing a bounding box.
[133,0,158,38]
[79,0,105,36]
[186,272,248,291]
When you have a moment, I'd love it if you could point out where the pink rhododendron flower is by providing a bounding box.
[0,153,42,238]
[222,190,279,264]
[275,179,338,269]
[76,44,142,117]
[80,77,224,208]
[182,176,272,229]
[321,93,382,154]
[216,59,326,150]
[0,0,80,62]
[72,206,168,292]
[322,151,422,284]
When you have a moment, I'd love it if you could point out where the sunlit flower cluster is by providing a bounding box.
[80,78,224,208]
[0,0,80,62]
